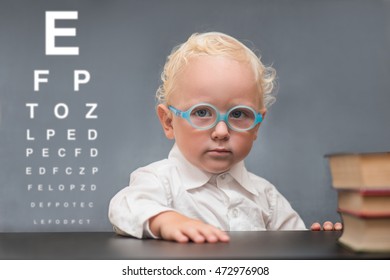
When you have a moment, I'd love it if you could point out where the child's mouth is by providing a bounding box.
[207,148,232,157]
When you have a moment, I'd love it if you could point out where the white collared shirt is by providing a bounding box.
[108,144,306,238]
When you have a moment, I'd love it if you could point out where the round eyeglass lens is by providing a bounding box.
[228,107,256,130]
[189,104,217,128]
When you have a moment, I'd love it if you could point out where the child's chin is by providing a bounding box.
[202,163,232,174]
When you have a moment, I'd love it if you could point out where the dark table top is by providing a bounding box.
[1,231,389,260]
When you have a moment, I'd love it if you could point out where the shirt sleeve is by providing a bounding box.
[266,185,307,230]
[108,165,175,238]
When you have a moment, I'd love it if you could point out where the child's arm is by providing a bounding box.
[149,211,230,243]
[310,221,343,231]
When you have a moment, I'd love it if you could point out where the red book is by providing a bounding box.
[337,189,390,216]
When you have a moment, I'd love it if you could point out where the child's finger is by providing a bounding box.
[214,229,230,242]
[204,228,229,243]
[192,224,229,243]
[194,226,220,243]
[182,227,207,243]
[334,222,343,231]
[323,221,333,231]
[171,231,190,243]
[310,222,321,231]
[205,233,218,243]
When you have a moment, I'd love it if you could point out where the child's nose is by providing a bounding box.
[211,121,230,140]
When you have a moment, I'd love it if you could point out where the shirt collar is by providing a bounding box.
[226,160,258,195]
[168,144,258,195]
[168,144,212,189]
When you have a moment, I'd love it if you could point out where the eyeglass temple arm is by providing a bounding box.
[168,105,182,117]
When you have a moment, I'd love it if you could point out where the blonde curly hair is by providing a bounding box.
[156,32,277,109]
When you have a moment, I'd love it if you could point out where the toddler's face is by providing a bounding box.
[158,55,266,174]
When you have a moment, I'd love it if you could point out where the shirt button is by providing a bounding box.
[220,174,226,180]
[162,178,169,186]
[232,208,239,218]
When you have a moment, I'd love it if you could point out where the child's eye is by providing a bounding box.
[193,108,212,118]
[230,110,243,118]
[229,109,247,119]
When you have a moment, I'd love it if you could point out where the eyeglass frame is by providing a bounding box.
[168,102,263,132]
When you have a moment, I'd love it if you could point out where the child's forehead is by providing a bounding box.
[180,55,255,82]
[171,57,261,109]
[185,54,251,68]
[178,56,257,89]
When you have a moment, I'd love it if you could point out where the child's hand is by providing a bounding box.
[310,221,343,231]
[149,211,230,243]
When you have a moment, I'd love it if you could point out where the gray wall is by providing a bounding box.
[1,0,389,232]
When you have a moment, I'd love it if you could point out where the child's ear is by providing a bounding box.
[261,110,267,121]
[156,104,175,139]
[253,109,267,141]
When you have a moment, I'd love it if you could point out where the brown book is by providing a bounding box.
[338,212,390,252]
[338,189,390,216]
[326,152,390,189]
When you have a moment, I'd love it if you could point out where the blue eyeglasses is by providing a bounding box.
[168,103,263,132]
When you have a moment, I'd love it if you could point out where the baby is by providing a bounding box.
[109,32,340,243]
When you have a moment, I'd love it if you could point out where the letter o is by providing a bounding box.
[54,103,69,119]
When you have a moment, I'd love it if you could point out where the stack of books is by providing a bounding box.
[327,152,390,252]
